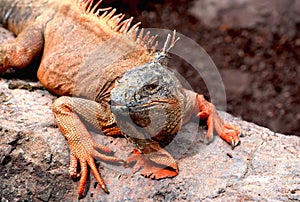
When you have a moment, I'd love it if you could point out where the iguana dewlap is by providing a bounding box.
[0,0,241,198]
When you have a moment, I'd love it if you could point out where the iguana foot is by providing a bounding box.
[195,94,241,148]
[52,96,125,198]
[67,140,122,198]
[125,149,178,179]
[204,113,241,149]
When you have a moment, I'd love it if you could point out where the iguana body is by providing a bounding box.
[0,0,241,198]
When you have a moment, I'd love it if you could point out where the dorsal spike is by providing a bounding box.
[128,23,140,38]
[162,34,171,54]
[85,0,94,13]
[80,0,92,12]
[102,7,112,12]
[109,13,124,23]
[95,9,100,16]
[137,28,144,41]
[161,30,180,54]
[119,17,133,33]
[109,13,125,29]
[154,30,179,65]
[100,10,108,18]
[143,31,150,42]
[90,0,102,14]
[113,17,130,33]
[128,22,141,33]
[127,22,140,41]
[102,8,116,21]
[147,35,158,48]
[166,30,180,52]
[154,41,159,50]
[78,0,158,51]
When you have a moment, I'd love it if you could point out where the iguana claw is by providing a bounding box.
[221,124,241,149]
[231,137,240,149]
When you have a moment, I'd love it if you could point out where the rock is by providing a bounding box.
[0,75,299,201]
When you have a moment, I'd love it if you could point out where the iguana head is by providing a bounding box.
[110,62,186,141]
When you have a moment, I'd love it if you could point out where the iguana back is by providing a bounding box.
[0,0,155,98]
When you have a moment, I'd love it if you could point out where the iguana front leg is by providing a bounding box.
[52,96,123,198]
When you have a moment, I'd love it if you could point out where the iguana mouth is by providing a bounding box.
[111,98,172,109]
[111,98,174,130]
[111,100,162,116]
[131,99,172,107]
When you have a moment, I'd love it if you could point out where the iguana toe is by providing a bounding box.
[220,124,241,149]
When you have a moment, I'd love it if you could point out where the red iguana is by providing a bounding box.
[0,0,241,198]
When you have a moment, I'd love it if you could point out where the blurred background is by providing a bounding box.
[103,0,300,136]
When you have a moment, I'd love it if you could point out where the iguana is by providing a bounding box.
[0,0,241,198]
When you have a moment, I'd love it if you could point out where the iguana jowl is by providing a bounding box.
[0,0,241,198]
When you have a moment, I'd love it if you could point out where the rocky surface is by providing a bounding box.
[1,77,299,201]
[0,3,299,200]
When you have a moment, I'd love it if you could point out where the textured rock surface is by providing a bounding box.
[1,76,299,201]
[0,17,299,201]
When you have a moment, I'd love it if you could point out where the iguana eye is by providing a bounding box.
[143,78,160,92]
[144,83,158,91]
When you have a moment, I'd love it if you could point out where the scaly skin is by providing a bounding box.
[0,0,241,198]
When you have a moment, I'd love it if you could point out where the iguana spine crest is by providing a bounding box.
[80,0,158,51]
